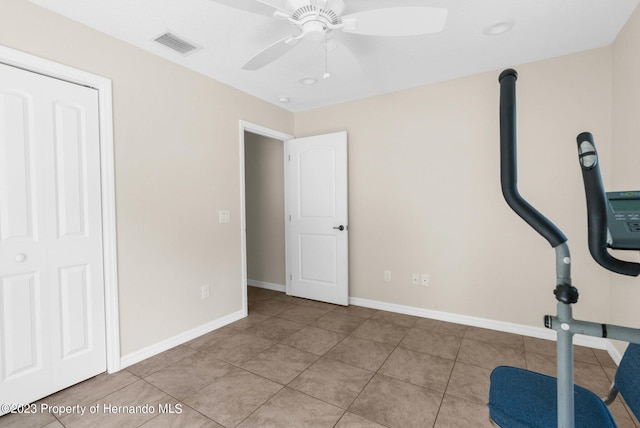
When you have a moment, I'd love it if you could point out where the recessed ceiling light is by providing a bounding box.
[299,77,318,85]
[483,19,515,36]
[277,96,290,103]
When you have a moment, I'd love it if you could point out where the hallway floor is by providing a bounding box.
[2,286,638,427]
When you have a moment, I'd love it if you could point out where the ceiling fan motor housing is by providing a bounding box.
[286,0,345,41]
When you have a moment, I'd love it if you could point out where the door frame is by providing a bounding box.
[239,121,293,313]
[0,45,121,372]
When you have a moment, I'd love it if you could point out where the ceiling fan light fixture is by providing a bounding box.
[303,20,327,42]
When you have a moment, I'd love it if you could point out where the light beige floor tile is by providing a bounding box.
[183,327,238,351]
[270,294,306,304]
[243,317,305,342]
[524,336,599,365]
[334,412,387,427]
[594,348,618,369]
[400,328,461,360]
[608,400,639,428]
[324,335,395,371]
[379,346,454,392]
[413,317,468,337]
[139,400,222,428]
[574,360,616,397]
[370,311,418,327]
[445,361,492,405]
[435,395,494,428]
[289,358,374,409]
[249,299,296,316]
[572,344,602,365]
[237,388,343,427]
[282,326,345,355]
[203,332,275,365]
[42,370,140,408]
[349,374,442,428]
[226,312,271,331]
[247,286,281,302]
[240,344,319,384]
[525,350,557,377]
[296,299,339,311]
[464,326,524,349]
[127,345,196,378]
[59,380,171,428]
[183,368,282,427]
[351,319,408,346]
[524,336,557,356]
[276,305,334,325]
[457,338,526,370]
[330,305,379,319]
[144,352,234,400]
[311,312,367,334]
[0,407,58,428]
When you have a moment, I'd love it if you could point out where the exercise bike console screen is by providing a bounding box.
[607,191,640,250]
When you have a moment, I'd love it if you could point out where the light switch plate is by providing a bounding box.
[219,210,230,223]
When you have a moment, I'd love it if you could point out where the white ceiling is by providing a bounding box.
[29,0,640,112]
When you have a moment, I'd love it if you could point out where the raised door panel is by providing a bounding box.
[0,91,37,243]
[54,102,89,239]
[298,147,336,219]
[0,272,51,402]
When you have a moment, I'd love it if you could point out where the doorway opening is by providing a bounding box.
[239,121,293,313]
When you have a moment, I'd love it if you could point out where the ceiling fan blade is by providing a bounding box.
[242,36,298,70]
[255,0,291,15]
[341,7,447,37]
[209,0,287,18]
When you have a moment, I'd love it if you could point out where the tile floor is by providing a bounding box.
[2,286,638,428]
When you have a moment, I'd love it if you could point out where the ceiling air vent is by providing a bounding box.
[153,32,201,56]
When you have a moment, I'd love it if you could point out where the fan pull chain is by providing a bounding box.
[323,31,331,79]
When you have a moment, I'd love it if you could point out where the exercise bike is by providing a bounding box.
[488,69,640,428]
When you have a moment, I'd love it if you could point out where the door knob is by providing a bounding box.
[15,254,26,263]
[333,225,345,231]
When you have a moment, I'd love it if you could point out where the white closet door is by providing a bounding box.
[0,62,105,409]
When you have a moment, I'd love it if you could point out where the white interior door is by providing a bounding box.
[0,62,106,410]
[285,131,348,306]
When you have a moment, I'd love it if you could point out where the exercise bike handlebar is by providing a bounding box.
[576,132,640,276]
[499,69,568,248]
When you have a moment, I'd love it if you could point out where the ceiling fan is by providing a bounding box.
[215,0,448,71]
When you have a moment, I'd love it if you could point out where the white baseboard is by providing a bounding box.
[247,279,286,292]
[119,294,620,371]
[120,309,245,369]
[606,341,624,365]
[349,296,611,352]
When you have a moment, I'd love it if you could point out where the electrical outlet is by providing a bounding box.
[421,274,430,287]
[412,274,420,285]
[384,270,391,282]
[201,284,210,299]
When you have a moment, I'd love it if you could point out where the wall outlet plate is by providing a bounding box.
[421,274,429,287]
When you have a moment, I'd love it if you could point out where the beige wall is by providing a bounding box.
[611,5,640,350]
[0,0,294,355]
[5,0,639,359]
[244,132,286,286]
[295,48,614,328]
